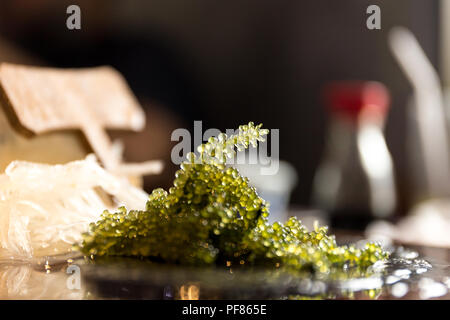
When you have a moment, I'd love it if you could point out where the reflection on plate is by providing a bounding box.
[0,247,448,300]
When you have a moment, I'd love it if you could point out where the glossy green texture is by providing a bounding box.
[77,122,388,275]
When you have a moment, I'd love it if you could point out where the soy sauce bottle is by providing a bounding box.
[312,81,396,230]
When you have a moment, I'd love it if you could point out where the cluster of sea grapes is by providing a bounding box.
[78,122,388,275]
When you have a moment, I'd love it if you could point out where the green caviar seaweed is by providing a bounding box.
[77,122,389,275]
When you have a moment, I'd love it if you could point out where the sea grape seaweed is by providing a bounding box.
[77,122,388,275]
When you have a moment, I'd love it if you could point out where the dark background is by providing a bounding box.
[0,0,441,215]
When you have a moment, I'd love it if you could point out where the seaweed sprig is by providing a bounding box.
[77,122,388,275]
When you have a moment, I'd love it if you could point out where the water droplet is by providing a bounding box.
[391,282,408,298]
[393,269,411,279]
[419,278,448,299]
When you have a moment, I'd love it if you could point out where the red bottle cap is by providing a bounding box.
[323,81,390,121]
